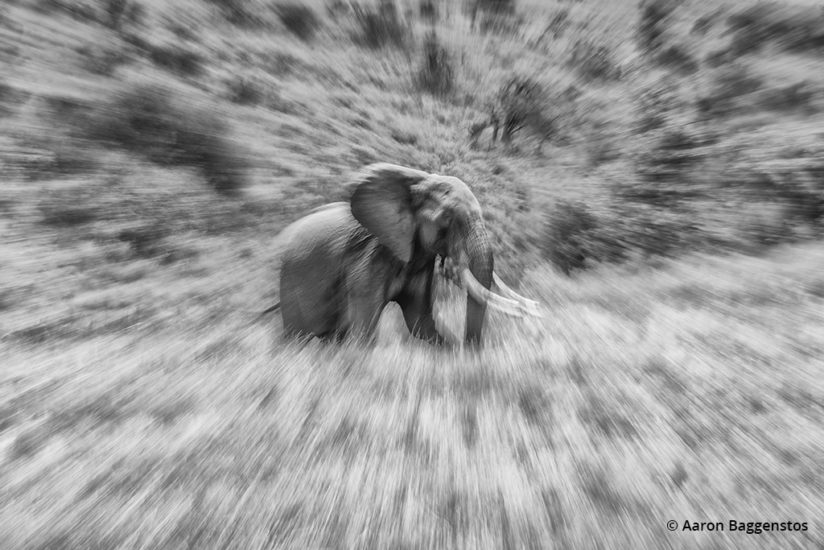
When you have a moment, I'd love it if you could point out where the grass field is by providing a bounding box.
[2,0,824,548]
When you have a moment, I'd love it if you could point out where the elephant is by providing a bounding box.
[273,163,540,346]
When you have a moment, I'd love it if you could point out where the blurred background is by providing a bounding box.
[1,0,823,548]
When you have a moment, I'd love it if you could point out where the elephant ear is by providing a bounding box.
[350,163,429,263]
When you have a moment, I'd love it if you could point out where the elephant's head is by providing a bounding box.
[349,163,537,345]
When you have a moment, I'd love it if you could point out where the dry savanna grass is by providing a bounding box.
[2,0,824,548]
[2,244,824,548]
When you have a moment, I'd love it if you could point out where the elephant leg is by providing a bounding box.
[397,269,444,345]
[340,292,385,343]
[402,306,442,344]
[280,259,342,339]
[338,261,389,342]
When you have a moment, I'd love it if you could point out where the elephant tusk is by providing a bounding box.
[492,272,543,313]
[460,268,525,318]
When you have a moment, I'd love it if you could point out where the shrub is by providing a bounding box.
[493,76,545,144]
[87,85,245,195]
[35,0,98,23]
[419,0,437,21]
[227,77,265,105]
[468,0,518,33]
[326,0,352,17]
[0,83,30,118]
[0,83,12,117]
[704,49,729,68]
[22,142,98,180]
[39,204,97,227]
[614,206,695,257]
[146,43,203,77]
[635,130,705,189]
[103,0,144,31]
[352,1,408,48]
[205,0,262,27]
[695,65,763,118]
[116,226,168,257]
[469,0,515,19]
[168,21,199,41]
[568,40,621,82]
[655,45,697,75]
[634,81,679,133]
[547,9,570,39]
[690,9,724,36]
[543,201,626,274]
[738,168,824,228]
[416,32,454,97]
[637,0,677,53]
[738,202,794,248]
[726,2,824,56]
[77,45,129,76]
[276,3,320,40]
[584,122,620,167]
[758,81,815,113]
[36,0,144,29]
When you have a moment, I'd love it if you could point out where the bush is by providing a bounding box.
[325,0,352,17]
[35,0,98,23]
[168,21,199,41]
[227,77,265,105]
[116,226,168,257]
[584,121,620,167]
[103,0,144,31]
[690,11,717,36]
[695,65,763,118]
[77,45,129,76]
[655,45,697,75]
[416,32,454,97]
[568,40,621,82]
[726,2,824,56]
[205,0,263,27]
[546,9,570,39]
[468,0,518,33]
[738,168,824,227]
[634,130,706,194]
[276,3,320,40]
[87,85,245,195]
[352,1,408,49]
[35,0,144,30]
[634,81,679,133]
[419,0,437,21]
[637,0,677,53]
[704,49,729,68]
[0,83,18,117]
[468,0,515,19]
[38,195,98,227]
[758,81,815,113]
[493,76,545,144]
[543,201,627,274]
[146,43,204,77]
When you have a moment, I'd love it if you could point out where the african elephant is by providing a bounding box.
[275,163,539,346]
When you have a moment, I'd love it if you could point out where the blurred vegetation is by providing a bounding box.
[415,31,454,97]
[2,0,824,282]
[275,3,321,41]
[352,0,409,48]
[2,2,824,548]
[84,85,246,195]
[0,0,824,280]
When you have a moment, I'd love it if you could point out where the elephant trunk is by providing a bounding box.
[461,219,493,345]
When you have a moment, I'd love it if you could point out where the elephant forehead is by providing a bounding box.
[426,175,482,213]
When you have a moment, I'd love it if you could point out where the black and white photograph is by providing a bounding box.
[1,0,823,548]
